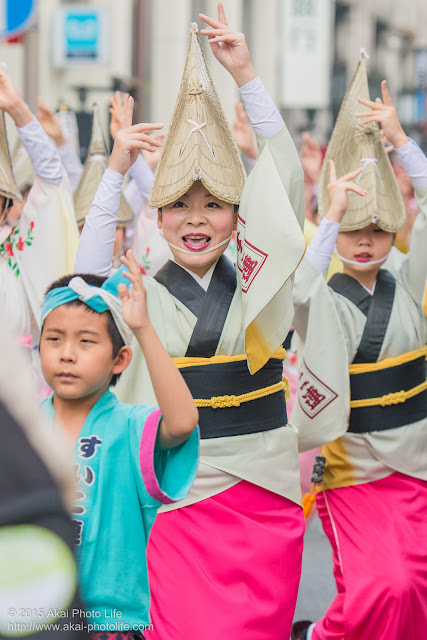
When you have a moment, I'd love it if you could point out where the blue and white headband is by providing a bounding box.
[41,266,133,345]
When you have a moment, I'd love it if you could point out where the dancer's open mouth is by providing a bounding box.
[182,234,211,251]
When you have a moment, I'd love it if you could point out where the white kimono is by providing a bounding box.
[75,77,307,508]
[292,153,427,490]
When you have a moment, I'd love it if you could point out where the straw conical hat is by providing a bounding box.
[12,138,34,194]
[74,104,134,227]
[0,110,22,201]
[149,23,246,209]
[318,54,405,232]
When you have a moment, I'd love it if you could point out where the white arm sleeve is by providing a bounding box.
[56,140,84,193]
[239,76,284,140]
[17,117,63,187]
[394,138,427,190]
[74,169,123,276]
[306,218,341,275]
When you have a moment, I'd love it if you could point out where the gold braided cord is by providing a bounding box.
[194,376,289,409]
[350,380,427,409]
[349,346,427,375]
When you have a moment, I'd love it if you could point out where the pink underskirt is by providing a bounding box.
[313,472,427,640]
[146,480,304,640]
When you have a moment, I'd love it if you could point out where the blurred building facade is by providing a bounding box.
[1,0,427,148]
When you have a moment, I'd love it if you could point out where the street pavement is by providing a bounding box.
[294,511,337,623]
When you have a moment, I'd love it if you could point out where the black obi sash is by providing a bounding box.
[177,358,287,439]
[154,256,288,438]
[329,270,426,433]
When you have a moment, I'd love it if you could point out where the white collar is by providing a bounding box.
[360,280,376,295]
[173,259,218,292]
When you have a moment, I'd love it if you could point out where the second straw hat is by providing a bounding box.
[318,52,405,232]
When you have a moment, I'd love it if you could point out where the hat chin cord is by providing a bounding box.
[159,230,232,255]
[335,247,391,267]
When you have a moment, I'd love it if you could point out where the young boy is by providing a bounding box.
[39,251,199,639]
[291,56,427,640]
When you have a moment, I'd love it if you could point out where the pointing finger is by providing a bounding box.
[381,80,393,107]
[122,96,134,129]
[217,2,229,27]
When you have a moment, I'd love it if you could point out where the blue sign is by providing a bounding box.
[64,11,100,60]
[0,0,37,38]
[52,7,110,67]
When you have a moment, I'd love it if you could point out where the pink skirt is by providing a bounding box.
[146,480,304,640]
[313,472,427,640]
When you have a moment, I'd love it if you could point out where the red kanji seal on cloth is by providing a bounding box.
[237,216,268,293]
[298,359,338,418]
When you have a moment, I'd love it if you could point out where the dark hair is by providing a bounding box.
[43,273,125,386]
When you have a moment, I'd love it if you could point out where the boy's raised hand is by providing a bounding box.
[118,250,150,333]
[356,80,408,149]
[108,95,163,176]
[199,2,256,87]
[326,160,367,222]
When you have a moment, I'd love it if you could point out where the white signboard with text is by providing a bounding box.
[281,0,332,109]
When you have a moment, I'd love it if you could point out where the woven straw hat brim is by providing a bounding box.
[88,104,109,156]
[74,155,134,227]
[149,23,246,209]
[0,110,22,201]
[319,56,405,233]
[74,155,107,225]
[12,138,34,193]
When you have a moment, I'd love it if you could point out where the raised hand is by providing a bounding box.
[0,64,32,126]
[109,91,128,141]
[300,132,323,184]
[0,64,21,112]
[355,80,408,149]
[108,95,163,176]
[232,101,257,159]
[142,132,165,171]
[37,97,66,146]
[326,160,367,222]
[199,2,256,87]
[118,249,150,332]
